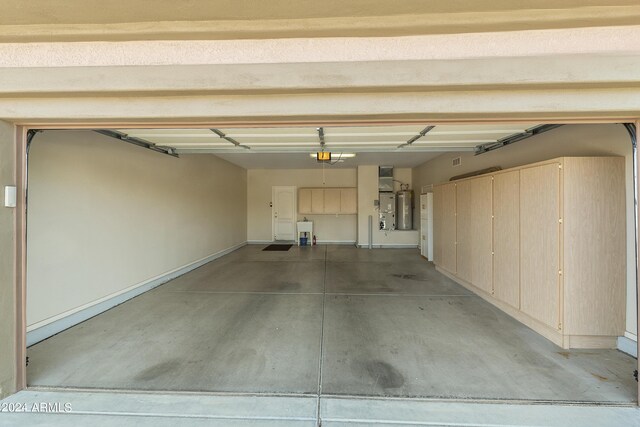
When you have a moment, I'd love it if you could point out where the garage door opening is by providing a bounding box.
[23,123,638,404]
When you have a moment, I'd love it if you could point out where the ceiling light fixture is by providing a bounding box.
[309,153,356,158]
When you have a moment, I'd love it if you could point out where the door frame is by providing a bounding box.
[11,118,640,406]
[271,185,297,242]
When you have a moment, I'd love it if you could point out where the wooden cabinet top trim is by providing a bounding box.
[432,156,622,187]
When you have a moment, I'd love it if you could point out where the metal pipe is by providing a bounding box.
[368,215,373,249]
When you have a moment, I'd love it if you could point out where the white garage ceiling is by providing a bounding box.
[118,123,538,151]
[117,123,537,169]
[115,123,540,168]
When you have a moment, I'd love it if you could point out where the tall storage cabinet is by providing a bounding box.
[456,177,492,293]
[492,170,520,309]
[470,177,493,293]
[520,162,562,330]
[562,157,626,340]
[440,183,457,274]
[432,186,443,266]
[433,157,625,349]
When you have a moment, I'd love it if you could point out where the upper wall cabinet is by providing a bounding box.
[298,188,312,213]
[340,188,357,214]
[299,187,357,215]
[324,189,341,213]
[311,189,324,213]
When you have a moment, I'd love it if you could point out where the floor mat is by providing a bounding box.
[262,244,293,251]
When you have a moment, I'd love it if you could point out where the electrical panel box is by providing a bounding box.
[379,192,396,230]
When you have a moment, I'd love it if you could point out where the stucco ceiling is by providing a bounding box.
[1,1,638,42]
[3,1,635,24]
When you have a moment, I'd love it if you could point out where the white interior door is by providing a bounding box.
[273,186,296,241]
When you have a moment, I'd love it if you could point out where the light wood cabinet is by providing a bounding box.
[433,157,625,349]
[492,170,520,309]
[470,176,493,293]
[298,189,312,214]
[455,180,473,283]
[324,189,341,213]
[298,187,357,215]
[456,177,492,292]
[432,185,443,266]
[311,189,324,213]
[520,162,561,330]
[340,188,357,214]
[562,157,626,337]
[441,183,457,274]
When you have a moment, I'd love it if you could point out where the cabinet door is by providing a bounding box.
[470,176,493,293]
[298,188,312,214]
[441,183,457,274]
[493,171,520,308]
[520,163,561,329]
[455,180,472,282]
[324,188,341,213]
[433,186,443,266]
[340,188,357,214]
[311,189,325,213]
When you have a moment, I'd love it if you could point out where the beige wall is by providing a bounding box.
[0,120,16,398]
[26,130,247,328]
[357,165,419,247]
[412,124,637,340]
[247,168,357,243]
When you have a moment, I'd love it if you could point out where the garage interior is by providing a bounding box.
[23,123,637,405]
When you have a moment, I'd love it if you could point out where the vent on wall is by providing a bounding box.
[452,157,462,167]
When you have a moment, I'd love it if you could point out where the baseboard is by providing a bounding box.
[317,240,356,245]
[356,244,419,249]
[249,240,356,245]
[617,334,638,357]
[26,241,247,347]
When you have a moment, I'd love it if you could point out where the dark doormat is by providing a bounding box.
[262,244,293,251]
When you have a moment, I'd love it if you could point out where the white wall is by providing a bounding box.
[26,130,247,329]
[357,166,419,247]
[247,168,357,243]
[412,124,637,343]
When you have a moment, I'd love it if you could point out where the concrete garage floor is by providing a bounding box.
[27,245,637,403]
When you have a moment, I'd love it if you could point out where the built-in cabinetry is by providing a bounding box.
[433,157,625,349]
[298,187,357,215]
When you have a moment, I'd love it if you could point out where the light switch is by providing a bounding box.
[4,186,16,208]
